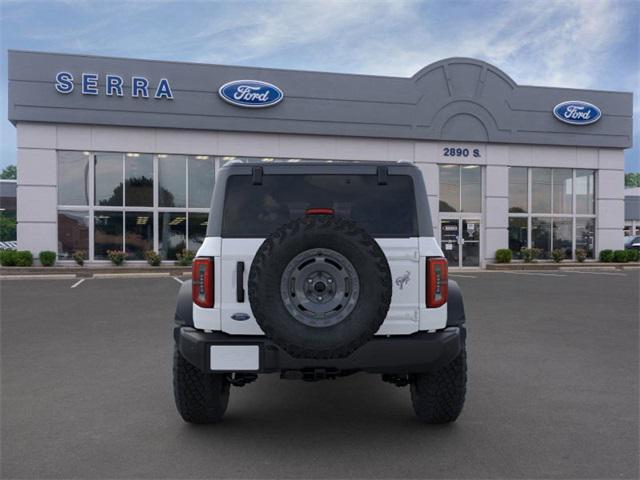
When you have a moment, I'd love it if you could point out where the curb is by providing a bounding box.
[0,266,191,277]
[0,274,78,280]
[486,262,638,271]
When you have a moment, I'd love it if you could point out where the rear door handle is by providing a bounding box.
[236,261,245,303]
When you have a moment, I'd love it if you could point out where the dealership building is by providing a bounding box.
[7,50,633,267]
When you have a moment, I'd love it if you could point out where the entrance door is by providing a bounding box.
[461,219,480,267]
[440,218,481,267]
[440,219,459,266]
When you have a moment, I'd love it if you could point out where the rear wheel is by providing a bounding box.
[173,344,230,424]
[410,347,467,424]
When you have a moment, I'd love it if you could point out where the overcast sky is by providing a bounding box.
[1,0,638,171]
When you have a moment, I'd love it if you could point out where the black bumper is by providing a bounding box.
[175,326,465,374]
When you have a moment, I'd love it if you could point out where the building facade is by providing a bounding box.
[7,51,633,266]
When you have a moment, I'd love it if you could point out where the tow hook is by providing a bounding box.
[227,373,258,387]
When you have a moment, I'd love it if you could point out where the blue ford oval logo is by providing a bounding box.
[553,100,601,125]
[231,313,251,321]
[218,80,283,108]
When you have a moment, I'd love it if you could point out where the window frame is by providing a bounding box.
[507,167,596,260]
[57,151,213,262]
[438,164,483,214]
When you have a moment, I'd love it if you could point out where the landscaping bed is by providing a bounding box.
[487,262,637,270]
[0,265,190,277]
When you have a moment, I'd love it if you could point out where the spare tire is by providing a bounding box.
[248,215,392,359]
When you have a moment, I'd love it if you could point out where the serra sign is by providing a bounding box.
[55,72,174,99]
[218,80,283,108]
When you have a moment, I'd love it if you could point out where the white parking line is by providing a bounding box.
[70,278,86,288]
[172,276,184,284]
[450,274,477,278]
[568,270,626,276]
[499,271,566,277]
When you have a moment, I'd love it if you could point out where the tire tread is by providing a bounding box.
[173,344,230,424]
[410,348,467,424]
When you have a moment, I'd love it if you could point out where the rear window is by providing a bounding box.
[222,174,418,237]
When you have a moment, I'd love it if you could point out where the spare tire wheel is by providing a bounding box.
[248,215,392,359]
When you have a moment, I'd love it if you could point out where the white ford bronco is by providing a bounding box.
[174,161,467,423]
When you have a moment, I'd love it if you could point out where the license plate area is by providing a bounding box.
[210,345,259,371]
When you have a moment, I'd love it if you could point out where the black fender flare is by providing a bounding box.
[175,279,193,327]
[446,280,466,326]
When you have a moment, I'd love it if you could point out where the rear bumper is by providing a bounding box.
[175,326,465,375]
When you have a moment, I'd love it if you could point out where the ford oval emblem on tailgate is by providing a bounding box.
[218,80,284,108]
[231,313,251,321]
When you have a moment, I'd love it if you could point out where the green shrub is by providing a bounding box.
[520,248,534,263]
[73,250,87,266]
[145,250,161,266]
[107,250,127,266]
[15,250,34,267]
[495,249,512,263]
[613,250,628,263]
[39,250,57,267]
[0,249,18,266]
[575,249,587,263]
[175,249,195,266]
[551,249,565,263]
[599,249,614,262]
[626,249,639,262]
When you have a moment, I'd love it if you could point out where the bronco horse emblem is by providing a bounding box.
[395,270,411,290]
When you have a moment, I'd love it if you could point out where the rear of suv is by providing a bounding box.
[174,161,467,423]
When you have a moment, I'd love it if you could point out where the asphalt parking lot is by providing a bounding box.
[1,270,639,479]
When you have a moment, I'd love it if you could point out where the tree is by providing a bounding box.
[1,165,16,179]
[625,172,640,188]
[0,214,16,241]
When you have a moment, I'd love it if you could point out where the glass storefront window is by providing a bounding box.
[159,212,186,260]
[531,168,552,213]
[188,156,215,208]
[552,217,572,258]
[188,212,209,252]
[58,210,89,259]
[58,150,217,261]
[508,167,527,213]
[552,169,572,214]
[159,155,186,207]
[125,153,153,207]
[508,167,596,261]
[461,165,481,213]
[94,211,123,259]
[439,165,459,212]
[576,170,595,214]
[508,217,527,258]
[531,217,551,259]
[58,151,90,205]
[95,153,123,206]
[576,218,595,258]
[125,212,153,260]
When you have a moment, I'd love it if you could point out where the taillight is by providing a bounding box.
[305,208,335,215]
[426,257,448,308]
[192,257,214,308]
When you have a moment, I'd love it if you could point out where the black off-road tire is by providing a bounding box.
[173,344,230,424]
[410,347,467,424]
[248,215,392,359]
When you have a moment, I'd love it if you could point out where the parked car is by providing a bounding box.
[624,236,640,250]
